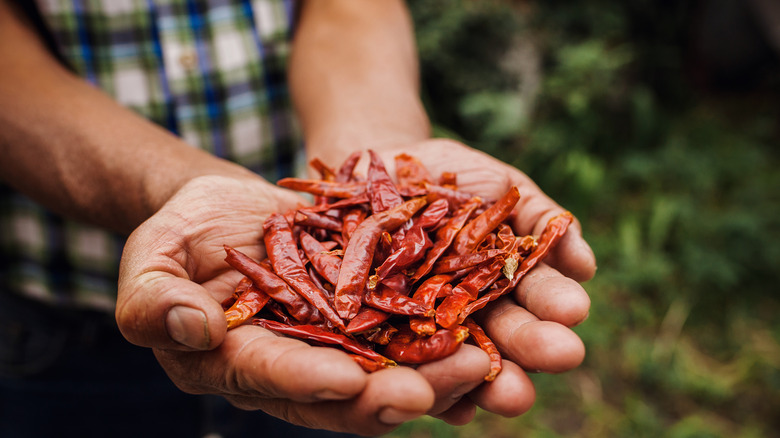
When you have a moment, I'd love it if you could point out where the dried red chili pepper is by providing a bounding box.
[327,233,344,249]
[517,235,538,255]
[438,171,457,188]
[367,150,404,213]
[431,249,505,274]
[370,225,432,287]
[221,296,238,311]
[336,151,363,182]
[307,265,334,305]
[341,207,367,244]
[450,186,520,255]
[412,197,481,281]
[409,275,452,335]
[435,256,508,329]
[335,197,427,320]
[254,319,396,367]
[462,318,502,381]
[383,325,470,364]
[424,182,481,210]
[223,277,271,329]
[363,284,434,317]
[410,198,450,230]
[299,231,342,286]
[308,158,336,205]
[220,276,248,310]
[300,194,370,214]
[458,211,574,322]
[294,210,343,232]
[223,246,324,325]
[263,214,347,332]
[350,354,395,373]
[309,158,336,181]
[408,312,439,337]
[319,240,339,252]
[264,300,295,326]
[389,198,449,252]
[377,273,412,295]
[345,307,391,334]
[277,179,367,199]
[495,223,516,250]
[394,153,433,188]
[412,274,452,307]
[363,323,398,345]
[397,185,428,198]
[476,233,497,252]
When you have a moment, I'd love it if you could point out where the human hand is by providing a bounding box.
[116,175,440,435]
[366,139,597,424]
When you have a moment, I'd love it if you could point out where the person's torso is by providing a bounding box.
[0,0,302,310]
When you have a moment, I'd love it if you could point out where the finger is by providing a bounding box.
[542,223,598,283]
[507,169,597,283]
[117,176,311,351]
[475,297,585,373]
[117,270,228,350]
[154,325,368,402]
[514,263,591,327]
[115,200,227,349]
[467,360,535,417]
[415,344,490,415]
[226,366,435,436]
[433,397,478,426]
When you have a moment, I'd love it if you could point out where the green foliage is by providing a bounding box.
[394,0,780,437]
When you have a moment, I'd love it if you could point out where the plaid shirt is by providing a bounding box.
[0,0,301,311]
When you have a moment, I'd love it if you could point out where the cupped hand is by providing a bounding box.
[369,139,597,422]
[115,137,597,432]
[116,175,435,435]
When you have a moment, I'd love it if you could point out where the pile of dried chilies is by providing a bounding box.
[221,150,573,381]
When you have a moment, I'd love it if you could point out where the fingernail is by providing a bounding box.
[378,407,422,425]
[313,389,353,401]
[166,306,209,349]
[573,311,590,326]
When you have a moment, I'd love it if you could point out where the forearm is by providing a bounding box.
[0,1,255,234]
[289,0,430,165]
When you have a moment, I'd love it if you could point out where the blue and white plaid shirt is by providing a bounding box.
[0,0,302,311]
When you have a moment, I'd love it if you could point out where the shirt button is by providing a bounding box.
[178,51,198,71]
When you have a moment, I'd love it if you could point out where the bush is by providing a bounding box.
[389,1,780,437]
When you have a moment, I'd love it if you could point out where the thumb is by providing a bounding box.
[116,217,228,351]
[116,272,227,351]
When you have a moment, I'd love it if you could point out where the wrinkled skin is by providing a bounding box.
[117,139,595,435]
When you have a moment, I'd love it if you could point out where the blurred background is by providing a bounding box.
[386,0,780,437]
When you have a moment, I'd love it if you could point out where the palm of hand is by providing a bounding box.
[377,139,596,280]
[117,176,442,434]
[380,139,517,200]
[117,175,304,348]
[371,139,595,419]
